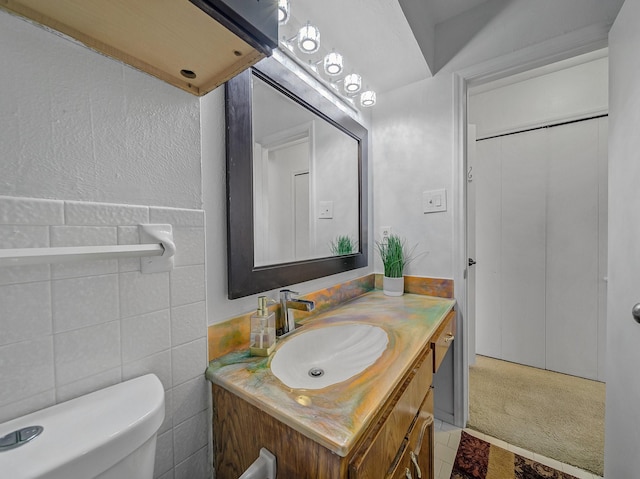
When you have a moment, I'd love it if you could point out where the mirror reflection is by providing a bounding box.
[225,56,368,299]
[252,74,359,266]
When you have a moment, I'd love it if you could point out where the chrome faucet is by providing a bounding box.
[278,289,315,337]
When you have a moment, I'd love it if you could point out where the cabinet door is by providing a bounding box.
[431,310,456,373]
[391,463,414,479]
[388,441,414,479]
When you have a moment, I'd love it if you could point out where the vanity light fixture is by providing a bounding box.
[298,22,320,54]
[307,59,319,74]
[323,51,343,76]
[344,73,362,93]
[360,90,377,107]
[278,0,290,25]
[277,11,378,108]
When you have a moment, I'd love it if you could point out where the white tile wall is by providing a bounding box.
[120,271,171,317]
[175,445,210,479]
[171,265,206,307]
[52,274,119,332]
[0,281,51,344]
[0,196,211,479]
[0,225,51,286]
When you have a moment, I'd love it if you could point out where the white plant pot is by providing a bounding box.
[383,276,404,296]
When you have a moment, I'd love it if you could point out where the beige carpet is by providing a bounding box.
[468,355,605,476]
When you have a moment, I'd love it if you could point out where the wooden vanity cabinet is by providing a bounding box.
[388,392,434,479]
[212,346,437,479]
[349,348,434,478]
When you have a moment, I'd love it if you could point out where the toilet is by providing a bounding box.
[0,374,165,479]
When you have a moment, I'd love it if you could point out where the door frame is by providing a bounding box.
[451,30,609,427]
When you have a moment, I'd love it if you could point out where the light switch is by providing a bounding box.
[423,189,447,213]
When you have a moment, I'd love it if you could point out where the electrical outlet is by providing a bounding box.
[380,226,392,244]
[318,201,334,219]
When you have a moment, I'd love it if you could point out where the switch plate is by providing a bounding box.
[318,201,334,219]
[423,189,447,213]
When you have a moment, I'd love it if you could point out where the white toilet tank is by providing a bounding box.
[0,374,165,479]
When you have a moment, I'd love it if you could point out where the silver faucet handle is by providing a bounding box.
[279,289,299,298]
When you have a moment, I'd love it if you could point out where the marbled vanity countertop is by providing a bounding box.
[205,290,455,457]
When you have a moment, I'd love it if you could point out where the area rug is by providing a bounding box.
[468,356,604,476]
[451,431,578,479]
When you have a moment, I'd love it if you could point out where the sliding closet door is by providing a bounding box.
[475,129,547,369]
[545,118,604,380]
[475,117,607,380]
[500,129,547,369]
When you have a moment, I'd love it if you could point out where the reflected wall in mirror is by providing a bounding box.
[252,74,359,266]
[226,55,368,299]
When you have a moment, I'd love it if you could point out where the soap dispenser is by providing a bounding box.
[250,296,276,357]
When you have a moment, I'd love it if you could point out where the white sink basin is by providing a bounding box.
[270,323,389,389]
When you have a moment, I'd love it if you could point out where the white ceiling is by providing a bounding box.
[280,0,428,95]
[283,0,490,96]
[429,0,492,24]
[284,1,624,103]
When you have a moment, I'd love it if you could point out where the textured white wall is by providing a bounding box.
[372,74,454,279]
[0,11,201,209]
[469,54,608,138]
[313,121,359,257]
[0,10,210,478]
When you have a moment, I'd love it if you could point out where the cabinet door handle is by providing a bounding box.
[414,414,434,453]
[410,451,422,478]
[444,333,454,343]
[404,467,413,479]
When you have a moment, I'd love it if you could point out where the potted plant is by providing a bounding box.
[376,234,417,296]
[329,235,357,256]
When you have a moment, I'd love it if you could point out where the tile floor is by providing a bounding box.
[434,419,603,479]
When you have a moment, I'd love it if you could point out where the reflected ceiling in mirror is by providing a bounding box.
[251,74,359,266]
[226,56,368,299]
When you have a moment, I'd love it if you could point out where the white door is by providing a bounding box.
[467,124,477,365]
[475,118,606,379]
[475,136,502,359]
[499,128,547,369]
[294,171,310,260]
[605,1,640,474]
[545,119,603,380]
[475,128,547,370]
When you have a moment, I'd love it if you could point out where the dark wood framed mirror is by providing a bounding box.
[226,55,368,299]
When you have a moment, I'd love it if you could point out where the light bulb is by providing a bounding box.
[298,23,320,54]
[278,0,290,25]
[360,90,377,107]
[324,52,343,76]
[344,73,362,93]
